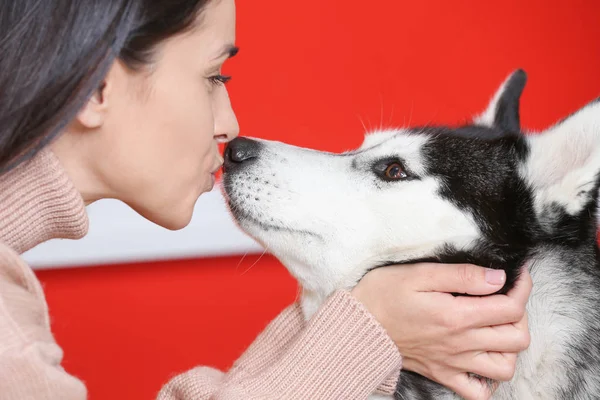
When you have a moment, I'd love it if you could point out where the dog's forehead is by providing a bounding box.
[353,129,431,175]
[361,129,416,149]
[359,129,430,151]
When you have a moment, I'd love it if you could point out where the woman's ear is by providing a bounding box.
[76,82,108,128]
[75,61,124,128]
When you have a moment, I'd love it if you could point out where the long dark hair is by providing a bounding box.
[0,0,211,173]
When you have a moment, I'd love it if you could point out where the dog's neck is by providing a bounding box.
[292,223,600,321]
[292,241,527,319]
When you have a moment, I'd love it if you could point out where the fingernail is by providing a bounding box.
[485,269,506,285]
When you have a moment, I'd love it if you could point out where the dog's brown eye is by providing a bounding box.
[385,163,408,180]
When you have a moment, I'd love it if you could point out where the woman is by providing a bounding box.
[0,1,531,399]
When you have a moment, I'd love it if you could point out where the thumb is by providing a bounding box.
[415,263,506,295]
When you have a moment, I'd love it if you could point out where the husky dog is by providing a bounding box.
[221,70,600,399]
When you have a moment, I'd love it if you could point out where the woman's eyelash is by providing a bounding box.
[208,74,232,86]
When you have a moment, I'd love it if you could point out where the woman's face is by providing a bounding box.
[58,0,239,230]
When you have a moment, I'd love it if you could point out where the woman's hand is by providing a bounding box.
[351,263,532,400]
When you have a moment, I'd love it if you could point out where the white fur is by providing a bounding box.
[361,129,409,150]
[224,74,600,399]
[494,253,588,399]
[226,132,480,319]
[521,101,600,217]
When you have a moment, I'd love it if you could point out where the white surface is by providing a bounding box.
[22,187,264,270]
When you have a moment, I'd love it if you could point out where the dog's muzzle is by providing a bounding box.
[223,137,261,173]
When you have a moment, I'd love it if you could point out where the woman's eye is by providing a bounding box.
[208,74,232,86]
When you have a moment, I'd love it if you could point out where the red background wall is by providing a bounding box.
[36,1,600,399]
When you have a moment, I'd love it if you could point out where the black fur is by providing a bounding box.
[491,69,527,133]
[394,371,450,399]
[224,70,600,399]
[388,126,600,398]
[420,127,535,293]
[387,80,600,398]
[368,127,536,294]
[377,124,600,295]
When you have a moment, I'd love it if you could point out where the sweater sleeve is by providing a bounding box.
[157,290,402,400]
[0,251,87,400]
[1,245,400,400]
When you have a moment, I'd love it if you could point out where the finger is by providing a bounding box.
[514,310,530,335]
[508,310,531,350]
[413,263,507,295]
[446,372,494,400]
[506,268,533,308]
[452,292,526,327]
[454,351,517,382]
[460,320,531,353]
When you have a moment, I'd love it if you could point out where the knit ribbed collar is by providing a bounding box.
[0,149,89,254]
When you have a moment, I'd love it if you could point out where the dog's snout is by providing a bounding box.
[224,137,261,172]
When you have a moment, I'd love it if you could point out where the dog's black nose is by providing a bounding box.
[224,137,261,171]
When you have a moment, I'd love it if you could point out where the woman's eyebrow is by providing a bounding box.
[213,44,239,61]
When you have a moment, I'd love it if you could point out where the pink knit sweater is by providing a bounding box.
[0,149,402,399]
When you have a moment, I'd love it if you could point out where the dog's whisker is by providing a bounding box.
[388,103,396,128]
[422,109,439,129]
[293,285,302,304]
[357,114,368,134]
[235,251,249,272]
[240,246,269,276]
[379,91,385,131]
[407,99,415,127]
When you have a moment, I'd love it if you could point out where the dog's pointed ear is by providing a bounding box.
[524,98,600,228]
[474,69,527,133]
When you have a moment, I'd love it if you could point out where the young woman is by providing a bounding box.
[0,1,531,399]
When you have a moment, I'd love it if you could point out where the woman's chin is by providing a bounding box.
[132,195,197,231]
[158,212,194,231]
